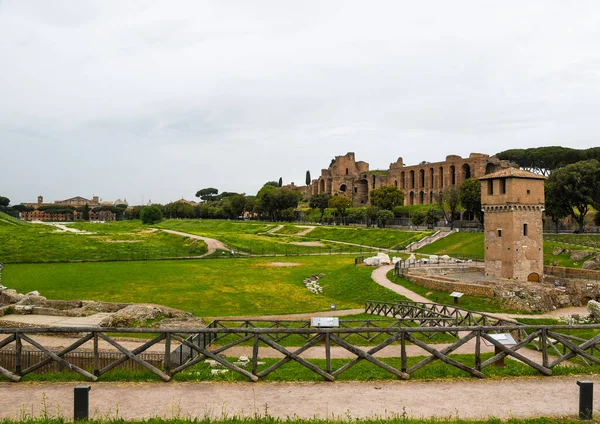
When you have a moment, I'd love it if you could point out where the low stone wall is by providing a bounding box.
[545,266,600,280]
[405,274,495,297]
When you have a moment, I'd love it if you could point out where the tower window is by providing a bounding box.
[497,229,502,237]
[346,168,348,175]
[527,189,531,195]
[523,223,528,236]
[499,179,506,194]
[487,180,494,195]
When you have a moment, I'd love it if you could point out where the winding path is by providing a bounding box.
[159,229,228,258]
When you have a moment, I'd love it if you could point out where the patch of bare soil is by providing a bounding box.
[291,241,325,247]
[141,228,158,234]
[264,262,302,267]
[104,240,142,243]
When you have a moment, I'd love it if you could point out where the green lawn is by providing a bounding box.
[416,232,599,268]
[300,226,432,250]
[416,232,484,259]
[0,220,207,263]
[156,220,377,255]
[12,352,594,384]
[2,256,402,317]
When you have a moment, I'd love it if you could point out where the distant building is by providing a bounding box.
[19,194,121,222]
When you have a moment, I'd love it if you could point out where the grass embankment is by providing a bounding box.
[416,232,599,268]
[3,256,401,317]
[156,220,377,255]
[0,211,27,226]
[386,271,522,314]
[0,220,207,264]
[416,232,484,259]
[300,227,433,250]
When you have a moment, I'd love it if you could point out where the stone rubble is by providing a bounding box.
[303,274,325,294]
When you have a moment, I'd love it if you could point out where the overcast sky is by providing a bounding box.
[1,1,600,205]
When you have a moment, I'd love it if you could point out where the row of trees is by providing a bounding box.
[545,159,600,232]
[496,146,600,176]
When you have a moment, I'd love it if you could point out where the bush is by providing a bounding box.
[140,205,163,224]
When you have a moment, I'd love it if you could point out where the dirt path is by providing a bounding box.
[266,225,284,234]
[1,377,596,420]
[159,229,228,258]
[295,225,316,236]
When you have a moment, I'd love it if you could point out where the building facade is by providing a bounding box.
[480,168,545,281]
[310,152,511,206]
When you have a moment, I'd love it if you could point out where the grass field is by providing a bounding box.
[0,220,207,263]
[416,231,600,268]
[299,226,432,250]
[416,232,484,259]
[156,220,380,255]
[2,256,403,317]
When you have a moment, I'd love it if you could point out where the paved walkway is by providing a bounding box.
[0,313,111,327]
[371,265,430,303]
[0,377,596,420]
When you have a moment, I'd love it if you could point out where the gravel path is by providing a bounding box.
[1,377,596,420]
[159,229,228,258]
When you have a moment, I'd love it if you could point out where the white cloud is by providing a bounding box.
[1,1,600,204]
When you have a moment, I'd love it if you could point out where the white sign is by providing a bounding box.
[311,317,340,328]
[483,333,517,347]
[450,292,464,298]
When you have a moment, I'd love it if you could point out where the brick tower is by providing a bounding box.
[480,168,545,281]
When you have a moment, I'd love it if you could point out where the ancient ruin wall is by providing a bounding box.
[310,152,510,207]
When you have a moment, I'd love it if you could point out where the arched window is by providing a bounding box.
[450,165,456,185]
[340,184,347,192]
[410,170,415,189]
[461,163,471,181]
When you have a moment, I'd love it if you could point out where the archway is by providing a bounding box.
[450,165,456,185]
[410,170,415,189]
[319,179,325,194]
[401,171,405,189]
[409,191,415,205]
[419,191,425,204]
[527,273,540,282]
[339,184,347,192]
[354,179,369,205]
[485,163,497,174]
[461,163,471,181]
[419,169,425,188]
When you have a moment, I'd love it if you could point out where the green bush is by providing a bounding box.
[140,205,163,224]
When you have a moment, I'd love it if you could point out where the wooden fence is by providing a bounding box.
[2,323,600,383]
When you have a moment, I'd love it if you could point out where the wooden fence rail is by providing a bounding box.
[1,324,600,383]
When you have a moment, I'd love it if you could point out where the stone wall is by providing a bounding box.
[405,273,495,297]
[545,266,600,280]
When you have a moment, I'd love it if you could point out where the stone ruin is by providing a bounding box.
[0,286,203,328]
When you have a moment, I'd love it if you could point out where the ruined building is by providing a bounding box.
[480,168,545,281]
[308,152,511,206]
